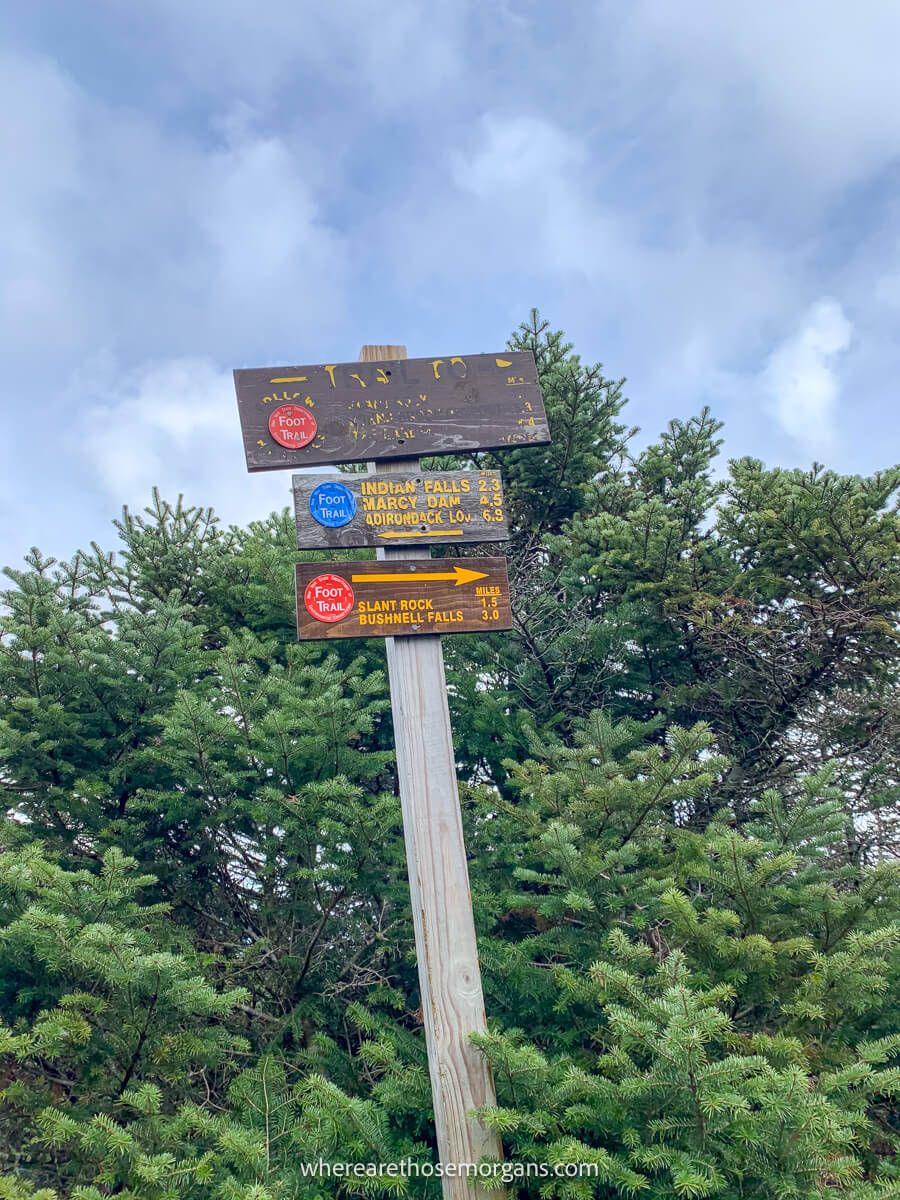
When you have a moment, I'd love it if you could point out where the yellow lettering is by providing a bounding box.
[359,598,397,614]
[427,609,464,624]
[324,365,337,388]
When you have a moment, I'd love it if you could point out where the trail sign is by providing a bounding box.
[295,556,512,640]
[238,342,517,1196]
[234,350,548,470]
[293,469,509,549]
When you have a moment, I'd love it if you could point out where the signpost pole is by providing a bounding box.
[360,345,503,1196]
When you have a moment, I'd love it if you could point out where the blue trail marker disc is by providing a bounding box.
[308,481,356,528]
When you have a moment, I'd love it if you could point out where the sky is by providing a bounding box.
[2,1,900,570]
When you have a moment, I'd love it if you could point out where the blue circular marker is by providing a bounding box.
[309,481,356,528]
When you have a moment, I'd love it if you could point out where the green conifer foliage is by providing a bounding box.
[468,715,899,1196]
[0,838,248,1191]
[0,315,897,1196]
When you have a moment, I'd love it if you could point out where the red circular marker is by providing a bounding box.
[304,573,355,624]
[268,403,317,449]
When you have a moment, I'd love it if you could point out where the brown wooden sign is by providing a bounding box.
[293,469,509,550]
[235,351,548,471]
[295,556,512,640]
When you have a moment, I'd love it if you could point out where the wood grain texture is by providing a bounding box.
[234,349,549,471]
[293,469,509,549]
[386,624,505,1193]
[361,344,504,1196]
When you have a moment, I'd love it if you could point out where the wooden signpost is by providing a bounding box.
[235,343,548,1199]
[296,556,512,639]
[293,469,509,549]
[234,349,549,470]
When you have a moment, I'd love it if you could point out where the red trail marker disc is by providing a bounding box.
[268,403,317,449]
[303,572,354,623]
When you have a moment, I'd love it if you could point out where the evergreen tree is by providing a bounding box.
[1,315,897,1196]
[466,714,900,1197]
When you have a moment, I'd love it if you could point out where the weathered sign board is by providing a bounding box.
[234,350,549,470]
[292,469,509,549]
[295,556,512,640]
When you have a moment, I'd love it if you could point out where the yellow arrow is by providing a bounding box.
[378,529,464,539]
[351,564,488,586]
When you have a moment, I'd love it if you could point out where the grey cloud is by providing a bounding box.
[763,299,853,452]
[2,0,899,571]
[620,1,900,194]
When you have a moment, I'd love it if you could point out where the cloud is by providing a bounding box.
[0,44,351,371]
[763,300,852,452]
[2,0,900,571]
[117,0,468,113]
[621,2,900,194]
[448,114,610,277]
[874,265,900,313]
[398,111,797,419]
[76,357,292,528]
[189,131,349,355]
[0,44,349,565]
[0,51,87,358]
[453,114,583,195]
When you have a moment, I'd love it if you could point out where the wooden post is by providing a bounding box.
[360,345,503,1196]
